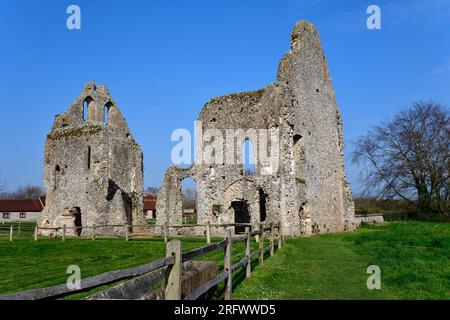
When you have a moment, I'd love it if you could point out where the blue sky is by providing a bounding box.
[1,0,449,194]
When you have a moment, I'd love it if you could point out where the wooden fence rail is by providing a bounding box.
[1,221,258,241]
[0,221,283,301]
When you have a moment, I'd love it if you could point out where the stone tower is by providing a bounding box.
[38,81,146,236]
[156,20,357,236]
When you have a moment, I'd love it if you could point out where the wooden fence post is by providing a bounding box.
[259,223,264,265]
[92,225,96,241]
[9,225,13,242]
[224,228,232,300]
[165,239,182,300]
[125,223,129,241]
[34,225,38,241]
[270,222,274,257]
[245,227,251,279]
[277,222,282,250]
[206,221,211,244]
[164,223,168,243]
[62,225,66,241]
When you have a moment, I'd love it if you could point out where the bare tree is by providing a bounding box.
[182,186,197,210]
[145,186,160,194]
[352,101,449,213]
[8,184,45,199]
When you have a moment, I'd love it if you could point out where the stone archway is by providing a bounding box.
[222,179,260,231]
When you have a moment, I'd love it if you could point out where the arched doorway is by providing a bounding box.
[181,177,197,224]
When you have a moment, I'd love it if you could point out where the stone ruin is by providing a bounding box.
[38,20,356,238]
[38,81,146,236]
[156,21,357,236]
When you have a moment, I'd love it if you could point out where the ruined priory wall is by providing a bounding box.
[39,82,146,236]
[277,21,356,233]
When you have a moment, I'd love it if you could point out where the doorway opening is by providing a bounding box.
[259,188,267,222]
[73,207,82,236]
[181,177,197,224]
[231,199,250,234]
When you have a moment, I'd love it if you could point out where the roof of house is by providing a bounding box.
[0,197,46,212]
[144,194,157,211]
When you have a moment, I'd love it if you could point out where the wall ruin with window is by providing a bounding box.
[156,21,357,236]
[38,81,146,237]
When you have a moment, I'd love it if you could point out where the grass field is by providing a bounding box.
[0,231,262,299]
[233,221,450,300]
[0,221,448,299]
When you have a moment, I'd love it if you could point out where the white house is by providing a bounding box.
[0,197,45,222]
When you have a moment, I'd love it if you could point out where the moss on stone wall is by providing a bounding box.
[47,126,102,140]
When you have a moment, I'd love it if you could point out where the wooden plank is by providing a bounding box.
[210,223,252,228]
[259,224,264,265]
[251,249,260,259]
[245,227,251,278]
[224,229,232,300]
[0,256,174,300]
[231,235,247,244]
[184,272,228,300]
[250,230,261,237]
[165,240,182,300]
[231,256,249,272]
[270,223,274,257]
[182,239,227,262]
[206,221,211,244]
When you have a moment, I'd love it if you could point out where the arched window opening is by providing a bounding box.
[104,102,116,126]
[242,139,256,175]
[293,134,305,182]
[83,97,94,121]
[54,165,61,190]
[181,177,197,224]
[104,104,110,124]
[83,101,88,121]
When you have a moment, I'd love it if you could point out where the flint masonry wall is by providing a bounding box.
[156,20,357,237]
[38,81,146,236]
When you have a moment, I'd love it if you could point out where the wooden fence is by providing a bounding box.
[0,222,284,300]
[1,220,274,244]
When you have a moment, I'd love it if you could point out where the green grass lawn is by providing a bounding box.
[0,221,448,299]
[233,221,450,300]
[0,231,263,299]
[0,236,215,295]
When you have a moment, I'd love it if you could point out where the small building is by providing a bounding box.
[0,197,46,222]
[182,209,196,218]
[144,194,157,219]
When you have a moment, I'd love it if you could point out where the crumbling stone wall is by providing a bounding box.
[38,81,146,236]
[156,20,357,237]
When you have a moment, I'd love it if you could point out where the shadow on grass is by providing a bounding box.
[214,250,272,300]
